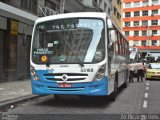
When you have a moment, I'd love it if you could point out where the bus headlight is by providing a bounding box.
[95,73,104,80]
[31,69,40,80]
[94,65,106,81]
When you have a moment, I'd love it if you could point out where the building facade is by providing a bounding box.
[112,0,123,30]
[0,0,113,82]
[122,0,160,56]
[0,1,38,81]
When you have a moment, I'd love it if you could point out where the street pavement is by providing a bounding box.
[3,78,160,120]
[1,78,160,120]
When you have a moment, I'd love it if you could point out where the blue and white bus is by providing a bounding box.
[30,12,129,100]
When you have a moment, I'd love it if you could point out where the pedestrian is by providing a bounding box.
[128,62,136,83]
[142,61,147,78]
[135,61,145,82]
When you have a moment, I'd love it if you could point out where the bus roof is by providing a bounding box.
[35,12,108,23]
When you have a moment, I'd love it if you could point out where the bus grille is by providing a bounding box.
[48,86,84,91]
[44,73,88,82]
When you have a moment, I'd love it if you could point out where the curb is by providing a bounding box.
[0,94,40,111]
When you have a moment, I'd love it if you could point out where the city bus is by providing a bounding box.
[30,12,129,101]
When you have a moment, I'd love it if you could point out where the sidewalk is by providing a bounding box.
[0,80,32,102]
[0,80,39,110]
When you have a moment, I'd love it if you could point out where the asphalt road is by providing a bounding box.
[2,79,160,120]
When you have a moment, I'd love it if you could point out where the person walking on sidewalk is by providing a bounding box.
[135,61,145,82]
[128,62,136,83]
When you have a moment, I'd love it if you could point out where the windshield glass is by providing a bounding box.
[32,18,105,64]
[149,63,160,69]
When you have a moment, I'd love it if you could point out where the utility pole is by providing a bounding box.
[60,0,65,14]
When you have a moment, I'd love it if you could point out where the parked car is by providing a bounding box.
[146,63,160,80]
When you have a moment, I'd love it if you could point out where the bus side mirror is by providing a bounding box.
[107,19,113,29]
[109,30,117,43]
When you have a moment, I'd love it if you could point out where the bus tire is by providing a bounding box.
[123,81,127,88]
[110,74,118,101]
[54,95,60,100]
[123,70,128,88]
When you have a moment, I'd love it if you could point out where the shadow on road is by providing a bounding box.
[31,85,126,109]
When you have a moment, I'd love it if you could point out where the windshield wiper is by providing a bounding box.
[46,54,51,67]
[46,60,50,67]
[77,58,84,67]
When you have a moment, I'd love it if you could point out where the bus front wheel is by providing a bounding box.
[110,75,118,101]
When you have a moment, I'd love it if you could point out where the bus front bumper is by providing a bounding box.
[31,77,108,96]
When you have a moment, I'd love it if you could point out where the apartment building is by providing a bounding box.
[123,0,160,56]
[112,0,123,29]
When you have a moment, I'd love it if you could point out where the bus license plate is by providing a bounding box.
[59,83,72,88]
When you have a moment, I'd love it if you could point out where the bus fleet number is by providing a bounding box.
[81,68,94,72]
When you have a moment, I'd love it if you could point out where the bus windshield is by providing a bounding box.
[32,18,105,64]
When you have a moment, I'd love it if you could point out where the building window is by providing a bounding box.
[134,21,139,26]
[152,30,157,35]
[142,41,146,46]
[142,1,148,6]
[134,2,140,7]
[125,31,129,36]
[152,9,158,15]
[142,31,147,36]
[21,0,37,13]
[114,7,116,15]
[134,41,139,46]
[152,0,159,5]
[142,10,148,16]
[151,20,158,25]
[104,3,107,11]
[134,11,140,16]
[142,20,148,26]
[117,0,120,4]
[99,0,102,6]
[134,31,139,36]
[125,3,131,8]
[125,12,131,17]
[108,8,110,15]
[46,0,56,10]
[152,40,157,46]
[125,22,130,27]
[117,13,121,20]
[119,1,122,8]
[21,0,27,8]
[31,0,37,13]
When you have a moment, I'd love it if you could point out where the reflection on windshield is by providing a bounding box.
[32,18,105,64]
[149,64,160,69]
